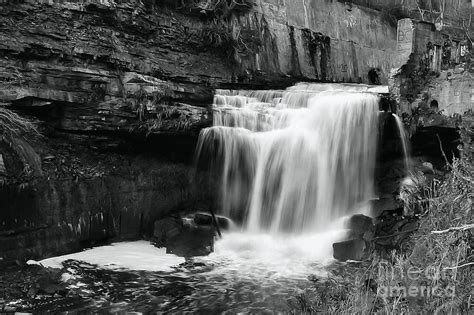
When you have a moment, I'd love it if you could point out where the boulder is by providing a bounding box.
[333,239,367,261]
[166,225,214,257]
[421,162,435,174]
[193,212,232,230]
[152,217,182,248]
[152,215,218,257]
[371,197,403,216]
[346,214,374,240]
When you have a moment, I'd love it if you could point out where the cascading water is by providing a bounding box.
[195,83,381,233]
[393,113,411,170]
[30,83,407,313]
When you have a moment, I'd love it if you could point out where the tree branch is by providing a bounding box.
[431,224,474,235]
[443,262,474,270]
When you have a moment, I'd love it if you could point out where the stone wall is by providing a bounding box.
[249,0,399,83]
[390,18,472,115]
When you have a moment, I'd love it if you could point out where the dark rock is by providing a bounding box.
[371,197,403,216]
[400,221,419,233]
[393,220,419,248]
[166,225,214,257]
[193,212,232,230]
[346,214,374,240]
[152,217,182,248]
[333,239,367,261]
[153,215,220,257]
[411,126,460,166]
[374,236,394,247]
[373,211,419,252]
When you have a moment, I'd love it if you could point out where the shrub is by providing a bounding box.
[0,107,39,140]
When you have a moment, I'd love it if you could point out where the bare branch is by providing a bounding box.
[443,262,474,270]
[431,223,474,235]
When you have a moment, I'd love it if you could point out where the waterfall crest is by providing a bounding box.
[196,83,381,233]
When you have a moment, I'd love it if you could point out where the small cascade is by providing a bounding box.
[195,83,383,233]
[392,114,410,170]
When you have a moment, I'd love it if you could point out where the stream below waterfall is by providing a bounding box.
[18,227,348,313]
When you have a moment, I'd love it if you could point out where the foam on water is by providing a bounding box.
[203,221,349,280]
[36,228,347,280]
[38,241,185,272]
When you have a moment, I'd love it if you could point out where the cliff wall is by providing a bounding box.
[0,0,400,263]
[0,0,398,138]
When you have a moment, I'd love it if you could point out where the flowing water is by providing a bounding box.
[9,83,413,313]
[29,234,343,313]
[196,83,381,232]
[393,113,411,171]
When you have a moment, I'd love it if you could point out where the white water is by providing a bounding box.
[393,113,410,170]
[196,83,380,233]
[33,232,348,312]
[36,228,344,279]
[37,241,185,272]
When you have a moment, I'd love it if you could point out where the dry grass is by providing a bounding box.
[0,107,39,140]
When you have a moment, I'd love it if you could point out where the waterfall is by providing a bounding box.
[392,114,410,171]
[195,83,381,233]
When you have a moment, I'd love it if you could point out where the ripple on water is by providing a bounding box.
[28,229,347,312]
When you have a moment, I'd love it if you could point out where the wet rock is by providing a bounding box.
[166,225,214,257]
[411,126,461,166]
[346,214,374,240]
[333,239,367,261]
[421,162,434,174]
[193,212,232,230]
[371,197,403,216]
[152,217,182,248]
[373,211,419,251]
[152,215,219,257]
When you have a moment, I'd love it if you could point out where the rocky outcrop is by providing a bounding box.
[152,212,232,257]
[0,0,399,137]
[389,18,471,115]
[0,1,218,136]
[0,0,401,263]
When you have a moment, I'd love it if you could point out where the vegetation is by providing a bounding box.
[0,107,39,141]
[0,107,41,185]
[146,0,254,19]
[200,21,262,58]
[144,0,260,59]
[288,113,473,314]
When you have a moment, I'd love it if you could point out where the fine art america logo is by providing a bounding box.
[376,262,461,299]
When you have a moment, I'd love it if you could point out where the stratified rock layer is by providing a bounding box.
[0,0,400,263]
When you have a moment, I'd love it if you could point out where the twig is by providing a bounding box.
[209,207,222,238]
[431,223,474,235]
[371,228,419,241]
[436,133,452,169]
[443,262,474,270]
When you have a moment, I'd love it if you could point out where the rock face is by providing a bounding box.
[0,0,401,263]
[389,18,472,116]
[0,0,398,137]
